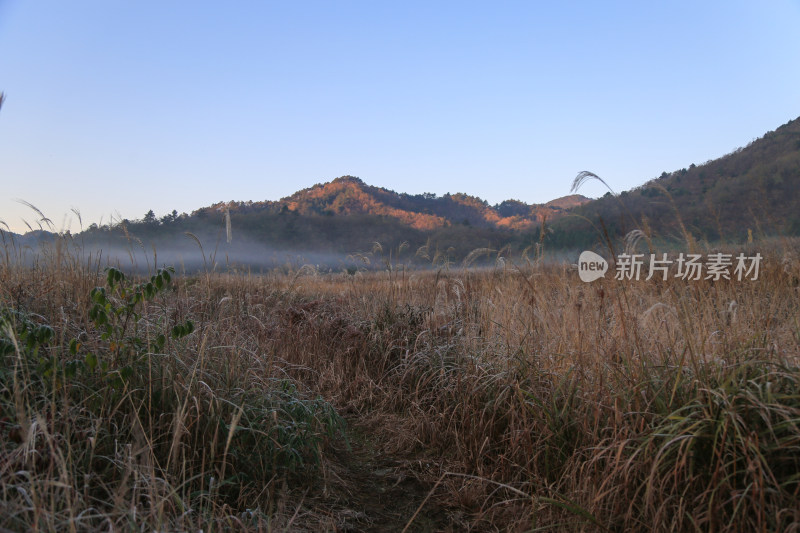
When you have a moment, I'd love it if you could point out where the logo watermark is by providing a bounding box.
[578,252,762,282]
[578,251,609,282]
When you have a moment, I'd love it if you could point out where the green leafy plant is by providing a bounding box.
[0,307,56,382]
[77,266,193,386]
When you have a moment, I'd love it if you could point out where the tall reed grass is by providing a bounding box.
[1,224,799,531]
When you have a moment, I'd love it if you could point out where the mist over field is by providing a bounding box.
[3,231,363,274]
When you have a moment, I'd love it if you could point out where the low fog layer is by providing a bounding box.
[1,233,370,274]
[1,227,578,275]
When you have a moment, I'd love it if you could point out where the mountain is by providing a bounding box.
[198,176,590,232]
[546,116,800,249]
[14,180,588,271]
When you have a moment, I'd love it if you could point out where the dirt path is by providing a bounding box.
[304,424,453,532]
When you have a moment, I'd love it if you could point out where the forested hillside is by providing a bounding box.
[546,116,800,249]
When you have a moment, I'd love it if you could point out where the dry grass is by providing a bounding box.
[1,230,800,531]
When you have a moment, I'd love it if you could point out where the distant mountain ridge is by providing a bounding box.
[198,176,590,231]
[5,115,799,269]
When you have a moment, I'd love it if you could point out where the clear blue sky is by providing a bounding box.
[2,1,799,233]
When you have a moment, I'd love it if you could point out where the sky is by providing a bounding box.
[1,1,799,234]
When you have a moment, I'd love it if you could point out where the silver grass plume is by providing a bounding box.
[225,207,232,244]
[571,171,617,196]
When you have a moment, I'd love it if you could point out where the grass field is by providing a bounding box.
[1,233,800,531]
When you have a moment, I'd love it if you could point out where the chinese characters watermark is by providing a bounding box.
[578,251,762,282]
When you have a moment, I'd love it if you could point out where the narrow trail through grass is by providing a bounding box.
[309,421,450,533]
